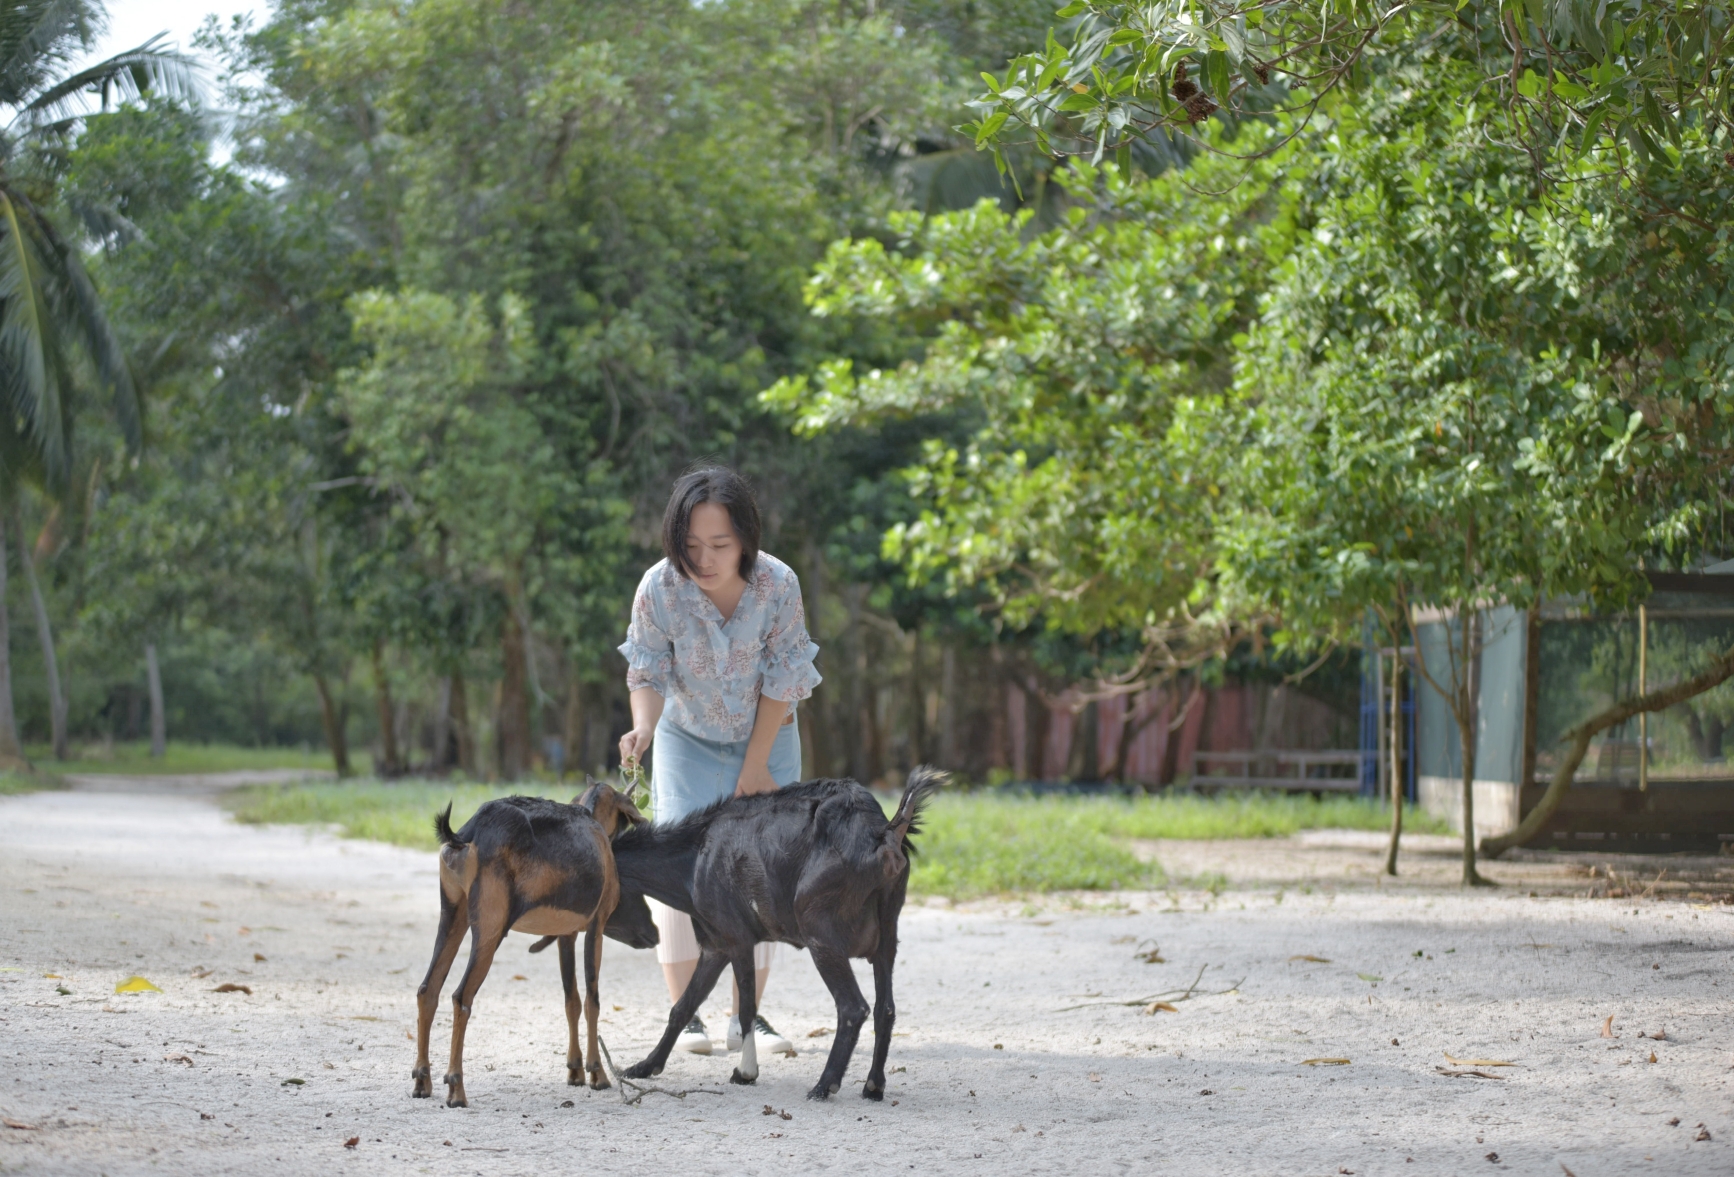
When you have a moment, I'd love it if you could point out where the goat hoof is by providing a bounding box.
[862,1082,884,1102]
[588,1070,611,1091]
[566,1067,582,1087]
[622,1061,657,1081]
[806,1084,831,1102]
[730,1068,757,1086]
[445,1095,468,1109]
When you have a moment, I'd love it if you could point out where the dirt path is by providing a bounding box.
[2,784,1731,1176]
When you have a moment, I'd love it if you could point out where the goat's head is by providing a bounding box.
[577,780,648,838]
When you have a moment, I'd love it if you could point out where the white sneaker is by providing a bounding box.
[729,1013,796,1057]
[676,1015,712,1055]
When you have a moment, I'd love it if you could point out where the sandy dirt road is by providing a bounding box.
[1,783,1731,1177]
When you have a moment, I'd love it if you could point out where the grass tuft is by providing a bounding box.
[225,780,566,849]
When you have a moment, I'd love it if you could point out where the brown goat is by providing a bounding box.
[411,782,655,1107]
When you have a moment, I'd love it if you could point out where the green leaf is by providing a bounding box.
[1516,68,1542,100]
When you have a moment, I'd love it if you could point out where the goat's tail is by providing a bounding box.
[433,803,465,851]
[887,769,943,859]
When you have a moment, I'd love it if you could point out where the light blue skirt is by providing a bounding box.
[650,714,803,823]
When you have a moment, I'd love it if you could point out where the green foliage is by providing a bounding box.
[969,2,1734,175]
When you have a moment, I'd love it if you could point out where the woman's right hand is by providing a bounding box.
[618,725,654,768]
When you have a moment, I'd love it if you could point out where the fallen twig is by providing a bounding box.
[595,1036,724,1107]
[1055,963,1244,1012]
[1435,1066,1505,1080]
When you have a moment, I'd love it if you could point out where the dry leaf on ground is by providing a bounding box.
[3,1119,38,1131]
[164,1055,193,1066]
[1144,1001,1179,1014]
[1135,939,1165,963]
[1300,1058,1350,1066]
[343,1136,359,1148]
[189,966,213,978]
[1436,1067,1506,1080]
[1695,1125,1712,1142]
[807,1027,831,1037]
[1357,974,1383,983]
[1649,1052,1658,1063]
[114,976,160,994]
[212,983,252,995]
[1444,1053,1514,1067]
[1599,1015,1615,1038]
[253,954,266,963]
[1289,955,1331,963]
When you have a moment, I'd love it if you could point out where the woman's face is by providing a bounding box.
[684,501,743,589]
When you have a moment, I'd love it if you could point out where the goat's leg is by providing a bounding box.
[806,946,870,1102]
[582,922,608,1089]
[444,883,509,1108]
[412,890,469,1099]
[623,950,728,1081]
[557,934,582,1087]
[863,928,898,1101]
[728,952,760,1086]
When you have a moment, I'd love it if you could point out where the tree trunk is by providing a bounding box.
[0,516,23,766]
[19,520,66,760]
[1520,603,1541,789]
[371,641,400,777]
[1483,637,1734,858]
[1025,677,1049,781]
[939,641,958,770]
[907,628,926,767]
[1065,698,1099,781]
[450,668,475,776]
[312,670,351,777]
[146,643,165,758]
[1456,608,1487,886]
[1384,651,1404,876]
[563,669,584,781]
[498,609,531,780]
[432,676,452,770]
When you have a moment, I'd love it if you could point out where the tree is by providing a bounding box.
[0,2,197,762]
[966,1,1734,178]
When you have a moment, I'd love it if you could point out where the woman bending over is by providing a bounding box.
[617,465,820,1058]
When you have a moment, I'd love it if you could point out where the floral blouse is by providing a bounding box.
[618,553,821,743]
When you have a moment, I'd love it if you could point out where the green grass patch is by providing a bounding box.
[904,791,1448,898]
[27,740,344,776]
[0,769,62,796]
[224,779,1443,900]
[226,779,550,849]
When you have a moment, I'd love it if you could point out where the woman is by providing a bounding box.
[617,465,819,1059]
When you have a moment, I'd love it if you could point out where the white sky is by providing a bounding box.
[79,0,269,73]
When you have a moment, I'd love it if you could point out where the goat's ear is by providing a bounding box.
[614,787,647,826]
[574,782,601,813]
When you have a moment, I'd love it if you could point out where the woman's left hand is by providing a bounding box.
[734,762,778,798]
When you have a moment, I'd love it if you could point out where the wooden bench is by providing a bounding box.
[1188,749,1365,793]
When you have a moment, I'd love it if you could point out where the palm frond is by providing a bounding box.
[0,186,68,488]
[0,0,100,109]
[35,202,138,453]
[19,36,203,133]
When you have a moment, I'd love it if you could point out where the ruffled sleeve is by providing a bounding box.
[759,569,821,703]
[618,568,674,696]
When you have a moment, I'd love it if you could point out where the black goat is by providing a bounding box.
[412,782,656,1107]
[613,766,944,1101]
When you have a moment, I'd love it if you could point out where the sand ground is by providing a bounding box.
[1,780,1731,1176]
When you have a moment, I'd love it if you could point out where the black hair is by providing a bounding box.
[662,465,760,580]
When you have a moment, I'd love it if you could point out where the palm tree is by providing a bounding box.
[0,2,197,765]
